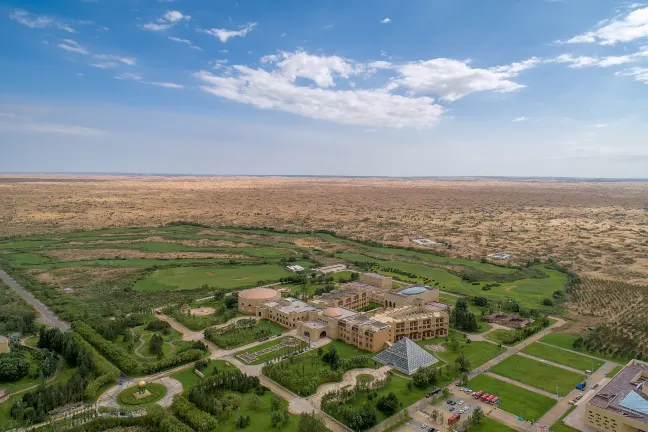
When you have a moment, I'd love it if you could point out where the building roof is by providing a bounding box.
[0,336,9,343]
[267,297,320,314]
[373,337,438,375]
[401,286,427,295]
[322,307,343,317]
[239,287,279,300]
[362,272,391,280]
[589,360,648,424]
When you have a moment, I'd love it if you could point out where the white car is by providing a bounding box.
[421,424,428,429]
[458,400,464,405]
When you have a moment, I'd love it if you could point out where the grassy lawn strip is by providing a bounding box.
[204,320,286,349]
[550,406,579,432]
[607,365,623,378]
[235,337,308,365]
[117,382,167,406]
[521,343,604,372]
[539,333,631,365]
[490,355,585,396]
[466,374,556,421]
[134,264,293,291]
[437,342,506,375]
[170,360,233,389]
[472,417,518,432]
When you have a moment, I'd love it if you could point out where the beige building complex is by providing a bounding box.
[586,359,648,432]
[239,272,450,353]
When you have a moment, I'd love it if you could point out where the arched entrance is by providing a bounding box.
[320,331,327,338]
[304,331,310,337]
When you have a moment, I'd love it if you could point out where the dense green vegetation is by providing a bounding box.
[521,343,604,372]
[540,332,630,364]
[263,341,372,396]
[466,374,556,421]
[203,319,286,349]
[0,281,37,336]
[490,355,585,395]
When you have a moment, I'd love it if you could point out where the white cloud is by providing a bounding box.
[143,23,171,31]
[168,36,202,51]
[163,10,190,22]
[513,117,530,122]
[9,9,75,32]
[200,22,257,42]
[560,7,648,45]
[115,72,183,89]
[550,48,648,68]
[143,10,190,31]
[194,51,540,128]
[381,18,392,24]
[616,66,648,82]
[91,62,118,69]
[324,24,333,30]
[595,123,608,127]
[58,39,89,54]
[56,40,136,67]
[0,121,105,136]
[389,57,539,102]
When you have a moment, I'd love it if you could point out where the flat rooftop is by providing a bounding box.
[589,361,648,424]
[342,314,390,330]
[303,321,328,328]
[362,272,391,279]
[265,297,320,314]
[340,281,382,291]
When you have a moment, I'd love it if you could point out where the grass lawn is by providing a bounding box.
[23,336,39,347]
[170,360,233,389]
[607,365,623,378]
[415,330,465,348]
[205,319,286,349]
[487,329,516,345]
[217,389,299,432]
[466,374,556,421]
[235,337,308,365]
[471,417,518,432]
[550,406,579,432]
[521,343,604,372]
[490,355,585,395]
[437,341,505,375]
[117,382,167,406]
[134,264,293,291]
[539,333,631,364]
[342,374,428,424]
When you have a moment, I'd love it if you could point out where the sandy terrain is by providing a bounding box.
[1,174,647,283]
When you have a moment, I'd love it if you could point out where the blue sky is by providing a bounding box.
[1,0,647,177]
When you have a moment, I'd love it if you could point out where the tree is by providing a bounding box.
[270,395,282,411]
[448,337,460,353]
[149,334,164,356]
[224,294,238,309]
[456,351,471,374]
[407,381,413,392]
[376,392,400,415]
[470,407,485,427]
[248,394,264,411]
[322,346,340,370]
[412,369,429,388]
[298,412,327,432]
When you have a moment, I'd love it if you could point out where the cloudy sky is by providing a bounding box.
[1,0,648,177]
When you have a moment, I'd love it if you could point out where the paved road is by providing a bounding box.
[0,269,70,331]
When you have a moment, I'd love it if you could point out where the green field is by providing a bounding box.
[217,388,299,432]
[490,355,585,395]
[135,264,293,291]
[539,333,630,364]
[521,343,604,372]
[472,417,518,432]
[117,382,167,406]
[467,374,556,421]
[433,340,505,376]
[607,365,623,377]
[487,329,516,345]
[171,360,234,389]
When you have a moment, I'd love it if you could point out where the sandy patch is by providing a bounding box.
[424,344,446,353]
[504,285,516,292]
[28,266,138,289]
[234,276,252,281]
[191,307,215,316]
[205,272,215,276]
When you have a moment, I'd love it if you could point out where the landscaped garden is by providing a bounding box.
[263,340,373,396]
[204,319,286,349]
[466,374,557,421]
[235,336,308,365]
[521,342,604,372]
[117,382,167,406]
[170,359,234,389]
[161,292,242,331]
[489,355,585,395]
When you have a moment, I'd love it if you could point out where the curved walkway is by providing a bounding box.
[97,376,183,408]
[309,366,392,408]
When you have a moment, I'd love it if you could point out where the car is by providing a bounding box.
[604,371,609,375]
[449,407,455,412]
[465,388,472,393]
[421,423,428,429]
[458,400,464,405]
[447,400,453,404]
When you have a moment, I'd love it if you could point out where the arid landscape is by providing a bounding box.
[1,175,647,283]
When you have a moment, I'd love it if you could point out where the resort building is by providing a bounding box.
[0,336,9,354]
[238,271,450,353]
[360,272,392,290]
[585,359,648,432]
[238,287,281,314]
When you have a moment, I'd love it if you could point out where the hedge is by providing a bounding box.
[170,395,219,432]
[70,333,120,400]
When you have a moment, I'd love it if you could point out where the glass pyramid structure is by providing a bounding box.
[373,337,438,375]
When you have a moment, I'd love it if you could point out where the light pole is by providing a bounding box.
[556,386,559,399]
